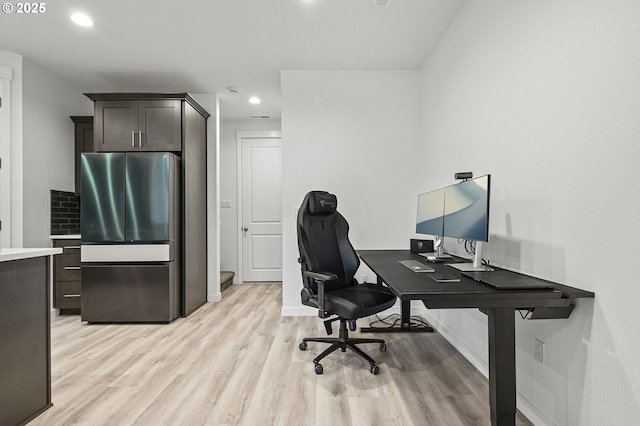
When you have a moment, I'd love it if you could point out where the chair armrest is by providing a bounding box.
[303,271,338,282]
[303,270,337,318]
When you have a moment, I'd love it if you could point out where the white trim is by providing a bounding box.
[0,65,12,248]
[235,130,282,283]
[281,302,401,318]
[0,65,11,79]
[236,130,281,139]
[281,306,317,317]
[209,291,222,303]
[211,95,221,302]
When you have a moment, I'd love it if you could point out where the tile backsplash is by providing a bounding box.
[50,190,80,235]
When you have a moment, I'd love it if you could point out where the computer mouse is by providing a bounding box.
[426,255,437,261]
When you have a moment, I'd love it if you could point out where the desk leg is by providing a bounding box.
[400,299,411,328]
[487,308,516,426]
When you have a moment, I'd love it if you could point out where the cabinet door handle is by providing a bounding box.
[64,294,81,298]
[132,130,136,147]
[139,131,143,147]
[64,266,81,270]
[65,246,81,249]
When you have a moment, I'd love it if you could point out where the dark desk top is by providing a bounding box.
[358,250,594,310]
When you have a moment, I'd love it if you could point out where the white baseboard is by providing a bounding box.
[281,306,316,316]
[282,304,401,318]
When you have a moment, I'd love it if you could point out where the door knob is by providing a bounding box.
[243,227,249,232]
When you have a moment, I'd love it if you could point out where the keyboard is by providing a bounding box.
[398,259,435,273]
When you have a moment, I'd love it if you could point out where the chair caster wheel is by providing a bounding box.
[370,364,379,375]
[315,363,324,375]
[299,341,307,351]
[379,342,387,351]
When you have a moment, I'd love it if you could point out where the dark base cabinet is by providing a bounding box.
[0,257,52,426]
[81,263,180,323]
[52,239,82,314]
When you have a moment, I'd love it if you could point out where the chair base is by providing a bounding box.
[300,318,386,375]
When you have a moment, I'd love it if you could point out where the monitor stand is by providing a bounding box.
[418,244,452,261]
[448,241,492,271]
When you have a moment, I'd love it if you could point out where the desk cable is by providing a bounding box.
[366,313,433,330]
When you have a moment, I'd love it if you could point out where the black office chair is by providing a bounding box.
[297,191,397,375]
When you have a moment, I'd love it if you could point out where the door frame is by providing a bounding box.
[235,130,282,284]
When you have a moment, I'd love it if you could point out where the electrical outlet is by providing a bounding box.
[534,338,544,364]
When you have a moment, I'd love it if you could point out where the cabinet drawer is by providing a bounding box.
[55,281,81,309]
[53,239,82,255]
[55,255,81,281]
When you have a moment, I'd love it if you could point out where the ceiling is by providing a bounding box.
[0,0,465,119]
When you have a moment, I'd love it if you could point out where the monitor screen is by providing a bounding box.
[415,188,445,236]
[443,174,491,242]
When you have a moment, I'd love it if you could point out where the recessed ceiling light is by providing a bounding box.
[71,13,94,27]
[249,97,261,105]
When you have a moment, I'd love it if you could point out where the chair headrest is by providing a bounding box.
[308,191,337,215]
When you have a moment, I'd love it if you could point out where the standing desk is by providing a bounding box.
[358,250,594,426]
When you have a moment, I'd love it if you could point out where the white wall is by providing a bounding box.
[418,0,640,424]
[0,49,23,247]
[280,70,422,315]
[219,119,281,278]
[22,59,93,248]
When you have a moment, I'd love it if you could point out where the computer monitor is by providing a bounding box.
[415,188,451,260]
[444,174,491,271]
[415,188,445,236]
[443,174,490,242]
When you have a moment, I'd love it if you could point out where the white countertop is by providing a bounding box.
[0,248,63,262]
[49,234,81,240]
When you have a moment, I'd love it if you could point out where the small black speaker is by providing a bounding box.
[410,239,434,253]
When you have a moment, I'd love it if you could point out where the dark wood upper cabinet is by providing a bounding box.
[139,100,183,151]
[94,100,137,151]
[92,99,181,152]
[71,116,94,195]
[85,93,209,153]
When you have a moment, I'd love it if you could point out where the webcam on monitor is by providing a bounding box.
[455,172,473,180]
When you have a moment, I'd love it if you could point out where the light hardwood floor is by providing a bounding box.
[31,283,533,426]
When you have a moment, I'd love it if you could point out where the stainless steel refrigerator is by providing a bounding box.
[80,152,181,323]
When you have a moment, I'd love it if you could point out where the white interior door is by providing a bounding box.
[241,137,282,282]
